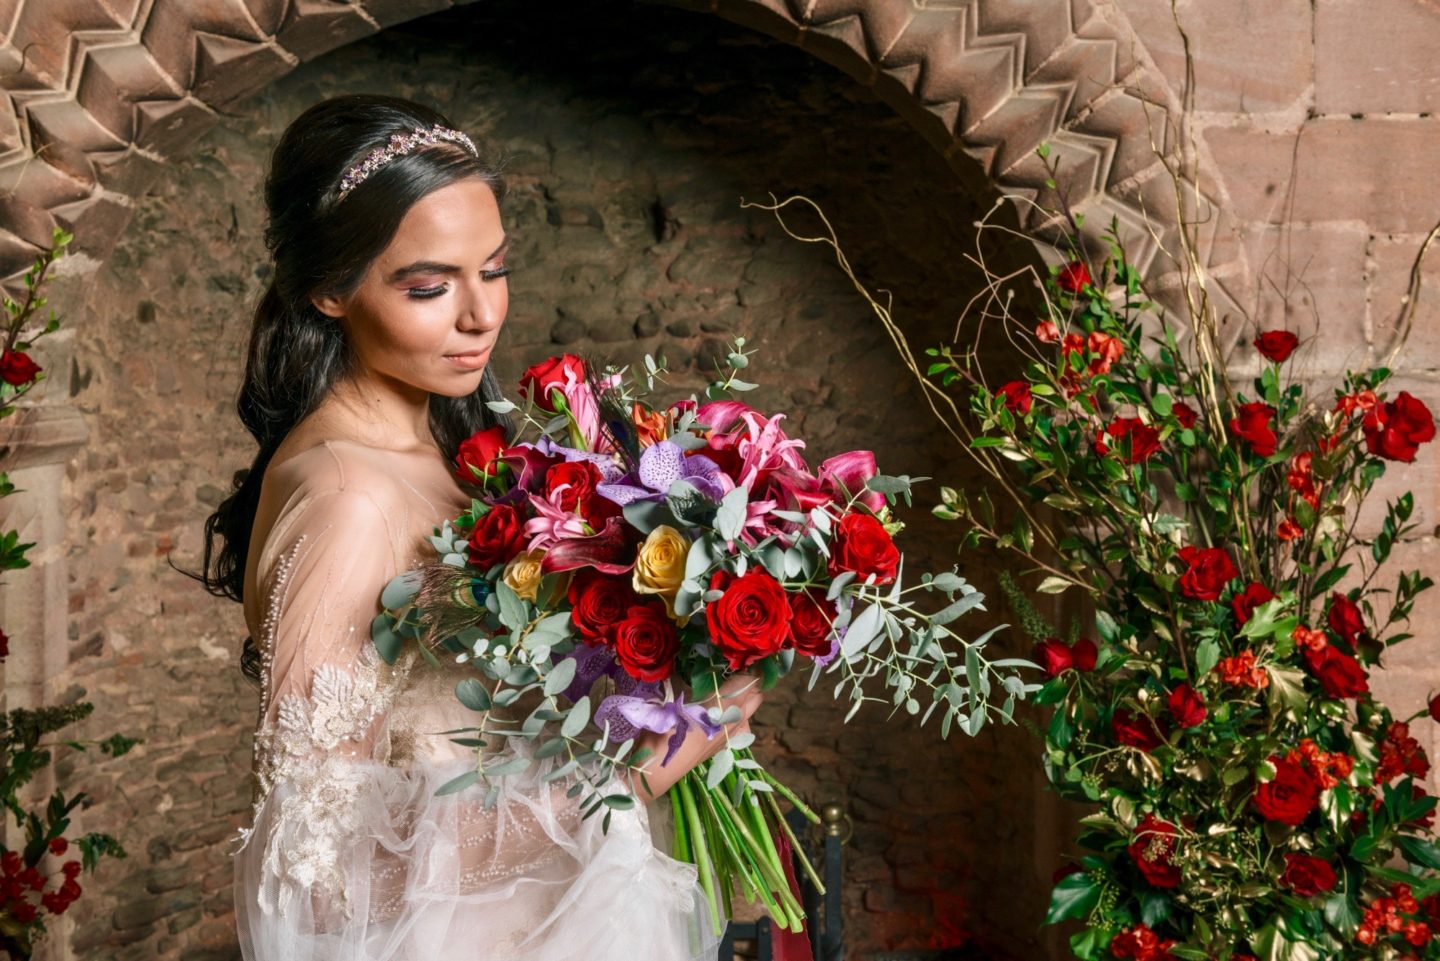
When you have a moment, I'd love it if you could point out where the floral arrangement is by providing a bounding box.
[0,230,138,957]
[372,345,1036,934]
[909,147,1440,960]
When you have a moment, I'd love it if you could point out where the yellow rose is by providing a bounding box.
[633,525,689,619]
[502,548,546,602]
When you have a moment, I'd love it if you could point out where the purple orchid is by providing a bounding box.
[595,440,729,507]
[534,436,627,483]
[594,690,723,766]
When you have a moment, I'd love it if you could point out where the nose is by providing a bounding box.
[457,274,506,332]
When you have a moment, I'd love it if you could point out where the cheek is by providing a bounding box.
[349,294,454,359]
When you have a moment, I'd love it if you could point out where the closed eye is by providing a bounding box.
[404,267,511,299]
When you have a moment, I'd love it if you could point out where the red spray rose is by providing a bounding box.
[1254,330,1299,363]
[568,568,641,645]
[1253,755,1320,825]
[706,569,792,670]
[454,426,511,485]
[1376,721,1429,783]
[1087,332,1126,376]
[1034,639,1073,677]
[1176,545,1239,601]
[1094,417,1161,464]
[1172,401,1198,429]
[1217,650,1269,688]
[1280,853,1337,896]
[466,504,528,570]
[828,513,900,585]
[519,353,585,413]
[1112,709,1167,752]
[1057,261,1091,293]
[1035,319,1061,343]
[1110,923,1177,961]
[1303,644,1369,699]
[1229,401,1279,458]
[787,588,838,658]
[611,604,680,682]
[1166,683,1208,728]
[0,349,42,386]
[1326,592,1367,646]
[1231,582,1276,626]
[1429,692,1440,723]
[0,627,8,660]
[1363,391,1436,463]
[995,381,1033,416]
[1072,638,1098,672]
[1277,516,1303,541]
[1127,815,1182,888]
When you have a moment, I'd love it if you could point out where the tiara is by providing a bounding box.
[336,123,479,198]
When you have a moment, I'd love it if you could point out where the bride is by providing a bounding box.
[196,94,759,960]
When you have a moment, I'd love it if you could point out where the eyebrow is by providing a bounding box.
[386,235,510,283]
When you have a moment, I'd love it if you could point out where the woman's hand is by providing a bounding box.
[624,673,765,803]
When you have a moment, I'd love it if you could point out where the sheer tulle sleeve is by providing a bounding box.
[231,485,720,961]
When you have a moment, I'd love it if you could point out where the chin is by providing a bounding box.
[430,371,487,398]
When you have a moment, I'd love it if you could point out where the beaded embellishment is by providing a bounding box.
[337,124,478,199]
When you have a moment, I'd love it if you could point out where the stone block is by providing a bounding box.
[1206,120,1440,234]
[1116,0,1313,112]
[275,0,379,63]
[1315,0,1440,116]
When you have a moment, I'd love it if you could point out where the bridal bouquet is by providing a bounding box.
[371,344,1035,934]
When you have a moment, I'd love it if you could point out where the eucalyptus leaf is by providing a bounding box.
[562,695,591,738]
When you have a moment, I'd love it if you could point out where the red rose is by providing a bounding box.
[519,353,585,413]
[466,504,528,570]
[1326,592,1366,646]
[1279,853,1337,897]
[568,568,641,645]
[1166,683,1207,728]
[828,513,900,586]
[1172,401,1198,429]
[611,603,679,681]
[1229,402,1278,458]
[1073,638,1098,672]
[1034,639,1074,677]
[47,838,67,856]
[454,426,511,484]
[544,461,601,513]
[1176,545,1238,601]
[996,381,1033,416]
[0,349,42,386]
[1363,391,1436,463]
[1231,581,1275,626]
[1094,417,1161,464]
[0,627,8,660]
[1429,693,1440,723]
[706,569,792,670]
[1303,644,1369,698]
[1110,923,1177,961]
[787,588,837,658]
[1112,708,1167,752]
[1253,755,1320,825]
[1127,815,1182,888]
[1057,261,1091,293]
[1254,330,1299,363]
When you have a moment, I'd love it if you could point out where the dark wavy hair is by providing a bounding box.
[178,94,516,686]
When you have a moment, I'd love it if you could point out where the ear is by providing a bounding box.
[311,291,347,319]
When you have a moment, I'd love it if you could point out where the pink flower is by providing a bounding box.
[523,488,591,551]
[1035,320,1061,343]
[818,450,885,513]
[696,402,809,492]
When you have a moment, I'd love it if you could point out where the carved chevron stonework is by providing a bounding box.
[0,0,1247,306]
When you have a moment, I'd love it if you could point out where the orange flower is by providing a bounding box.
[1277,517,1303,541]
[1291,624,1328,652]
[1216,650,1270,689]
[631,402,668,447]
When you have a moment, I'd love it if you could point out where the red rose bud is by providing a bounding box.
[706,568,792,670]
[1176,545,1239,601]
[1362,390,1436,463]
[1126,814,1181,888]
[1303,644,1369,699]
[1254,330,1300,363]
[786,588,838,658]
[1167,683,1208,728]
[1057,260,1091,293]
[519,353,585,413]
[1252,754,1320,825]
[1072,638,1098,672]
[1280,853,1337,897]
[1034,639,1074,677]
[1229,401,1279,458]
[1429,692,1440,723]
[454,426,511,485]
[1094,417,1161,464]
[1172,400,1198,429]
[611,603,679,682]
[1231,581,1275,626]
[1326,592,1366,646]
[47,837,67,856]
[0,349,42,386]
[1112,708,1167,752]
[995,380,1033,416]
[827,512,900,586]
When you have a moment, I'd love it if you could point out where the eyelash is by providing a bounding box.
[406,266,512,299]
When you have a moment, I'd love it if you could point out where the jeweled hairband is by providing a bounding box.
[336,124,479,199]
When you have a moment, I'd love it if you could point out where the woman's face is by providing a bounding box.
[312,176,509,398]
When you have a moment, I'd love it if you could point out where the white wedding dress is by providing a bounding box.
[230,439,721,960]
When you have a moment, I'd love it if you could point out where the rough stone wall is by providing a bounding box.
[53,5,1052,960]
[1116,0,1440,788]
